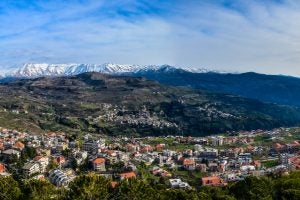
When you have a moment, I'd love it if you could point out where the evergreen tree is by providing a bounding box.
[21,179,63,200]
[0,176,21,200]
[66,174,111,200]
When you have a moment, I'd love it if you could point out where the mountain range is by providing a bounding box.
[132,68,300,107]
[1,63,300,136]
[0,72,300,136]
[1,63,300,107]
[0,63,212,78]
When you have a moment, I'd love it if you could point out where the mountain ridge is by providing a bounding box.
[0,72,300,136]
[0,63,226,78]
[131,69,300,107]
[2,63,300,108]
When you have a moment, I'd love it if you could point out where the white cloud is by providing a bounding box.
[1,0,300,76]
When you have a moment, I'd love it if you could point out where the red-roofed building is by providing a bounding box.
[13,141,25,151]
[0,163,6,173]
[34,155,43,161]
[273,143,285,152]
[140,145,153,153]
[289,156,300,169]
[202,176,226,187]
[92,158,106,172]
[120,172,136,180]
[183,158,195,171]
[125,144,139,152]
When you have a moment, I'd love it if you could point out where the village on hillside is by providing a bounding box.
[0,126,299,189]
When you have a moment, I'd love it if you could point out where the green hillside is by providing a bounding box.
[0,72,300,136]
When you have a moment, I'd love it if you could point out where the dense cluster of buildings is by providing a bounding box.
[0,126,299,189]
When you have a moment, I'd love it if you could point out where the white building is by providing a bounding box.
[169,179,190,189]
[211,136,224,146]
[34,156,49,173]
[49,169,72,187]
[199,148,218,158]
[82,135,105,152]
[238,153,252,164]
[23,162,40,176]
[194,144,203,152]
[2,149,20,158]
[240,165,255,172]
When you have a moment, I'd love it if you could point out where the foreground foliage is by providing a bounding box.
[0,171,299,200]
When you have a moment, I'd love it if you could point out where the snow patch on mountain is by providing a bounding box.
[2,63,227,78]
[11,63,144,77]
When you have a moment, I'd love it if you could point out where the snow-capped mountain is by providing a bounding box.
[11,63,143,77]
[0,62,225,78]
[8,63,187,78]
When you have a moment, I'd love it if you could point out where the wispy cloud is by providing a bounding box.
[1,0,300,75]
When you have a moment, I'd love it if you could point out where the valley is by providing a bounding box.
[0,72,300,137]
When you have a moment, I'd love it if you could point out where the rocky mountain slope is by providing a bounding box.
[2,63,300,108]
[0,72,300,136]
[131,69,300,107]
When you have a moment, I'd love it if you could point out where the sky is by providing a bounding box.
[1,0,300,75]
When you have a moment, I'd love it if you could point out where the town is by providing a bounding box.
[0,126,299,189]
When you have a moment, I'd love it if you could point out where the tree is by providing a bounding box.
[200,186,234,200]
[79,158,91,172]
[273,171,300,200]
[67,174,111,200]
[229,176,272,200]
[21,179,63,200]
[61,149,70,158]
[20,146,37,164]
[112,179,157,200]
[110,161,125,173]
[159,189,199,200]
[47,159,58,171]
[0,176,21,200]
[69,158,78,170]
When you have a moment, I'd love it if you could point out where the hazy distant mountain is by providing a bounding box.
[131,69,300,107]
[0,72,299,136]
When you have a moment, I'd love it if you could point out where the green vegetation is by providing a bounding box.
[21,179,63,200]
[262,160,279,168]
[1,72,300,136]
[142,137,175,146]
[0,171,299,199]
[67,175,110,200]
[173,169,206,188]
[135,68,300,107]
[137,163,158,181]
[282,131,300,143]
[168,143,195,151]
[0,176,21,200]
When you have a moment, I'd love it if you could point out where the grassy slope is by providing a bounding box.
[0,72,300,136]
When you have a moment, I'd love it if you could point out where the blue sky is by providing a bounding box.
[1,0,300,75]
